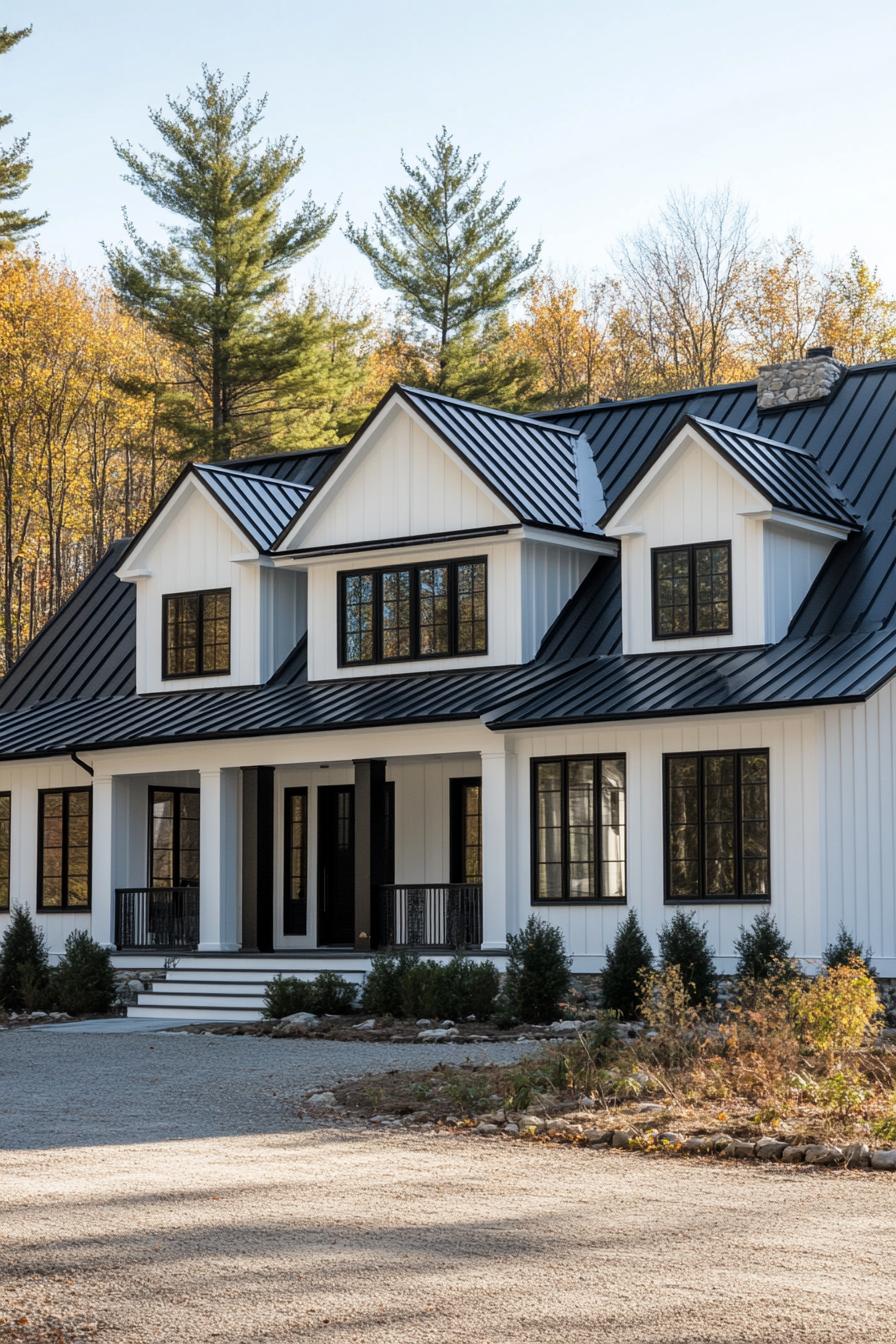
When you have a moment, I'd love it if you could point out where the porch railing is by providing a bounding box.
[115,887,200,951]
[378,883,483,950]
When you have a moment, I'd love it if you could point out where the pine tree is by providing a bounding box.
[105,67,335,459]
[0,25,47,251]
[346,127,541,397]
[601,911,654,1020]
[658,910,717,1007]
[734,912,796,982]
[0,905,50,1012]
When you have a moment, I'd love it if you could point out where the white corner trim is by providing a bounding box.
[736,507,853,541]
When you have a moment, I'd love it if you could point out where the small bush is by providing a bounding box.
[438,955,500,1021]
[601,911,654,1020]
[263,975,313,1019]
[0,906,51,1012]
[502,916,571,1024]
[639,964,704,1066]
[790,958,882,1061]
[658,910,717,1007]
[361,951,420,1017]
[51,931,116,1016]
[823,923,875,975]
[734,912,797,983]
[399,960,442,1019]
[310,970,357,1015]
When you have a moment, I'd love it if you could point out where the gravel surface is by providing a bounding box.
[3,1030,896,1343]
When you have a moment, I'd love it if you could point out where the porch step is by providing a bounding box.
[127,957,370,1024]
[136,990,268,1012]
[128,1004,264,1024]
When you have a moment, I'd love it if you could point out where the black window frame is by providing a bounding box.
[663,748,770,904]
[651,541,732,640]
[147,786,200,889]
[162,587,232,680]
[283,786,309,937]
[449,777,482,885]
[0,791,10,911]
[337,556,488,667]
[36,786,92,912]
[530,754,627,905]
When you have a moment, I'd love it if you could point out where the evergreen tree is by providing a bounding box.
[0,905,50,1012]
[51,931,117,1016]
[601,911,654,1020]
[823,923,875,975]
[0,25,47,251]
[346,127,541,397]
[105,67,335,459]
[502,916,571,1024]
[658,910,717,1007]
[734,912,797,982]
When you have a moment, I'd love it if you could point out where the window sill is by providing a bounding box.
[532,898,627,907]
[664,896,771,905]
[36,905,92,913]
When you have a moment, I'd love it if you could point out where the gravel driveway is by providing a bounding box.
[2,1029,896,1343]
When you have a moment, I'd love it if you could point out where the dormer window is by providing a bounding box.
[652,542,731,640]
[339,558,487,666]
[163,589,231,679]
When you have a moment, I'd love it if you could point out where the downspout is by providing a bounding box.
[70,751,94,778]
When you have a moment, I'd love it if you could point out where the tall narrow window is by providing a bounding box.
[456,560,487,654]
[664,750,769,901]
[450,778,482,884]
[652,543,731,639]
[342,573,375,664]
[37,788,92,910]
[149,788,199,888]
[339,557,487,665]
[380,568,412,660]
[0,792,10,911]
[532,757,626,903]
[417,565,451,656]
[283,787,308,936]
[163,589,231,677]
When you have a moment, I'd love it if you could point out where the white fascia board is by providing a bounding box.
[115,473,260,578]
[274,393,518,552]
[518,525,616,555]
[736,507,854,541]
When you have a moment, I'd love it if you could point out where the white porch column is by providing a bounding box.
[198,767,240,952]
[480,748,516,952]
[90,774,123,949]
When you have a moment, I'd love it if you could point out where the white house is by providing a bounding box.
[1,350,895,1020]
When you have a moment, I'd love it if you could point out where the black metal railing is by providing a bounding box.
[377,883,482,950]
[115,887,200,951]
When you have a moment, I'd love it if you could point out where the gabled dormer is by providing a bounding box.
[602,416,860,655]
[274,385,614,680]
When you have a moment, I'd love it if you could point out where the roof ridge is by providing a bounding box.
[195,463,312,491]
[398,383,577,436]
[690,415,814,457]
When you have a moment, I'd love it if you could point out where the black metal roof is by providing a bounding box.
[3,363,896,757]
[193,465,313,551]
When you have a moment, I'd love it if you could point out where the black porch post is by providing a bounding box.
[354,758,386,952]
[241,766,275,952]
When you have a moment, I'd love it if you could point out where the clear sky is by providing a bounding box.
[4,0,896,302]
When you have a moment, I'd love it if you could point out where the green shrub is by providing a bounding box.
[824,923,875,975]
[438,954,500,1020]
[734,912,797,983]
[399,959,442,1019]
[658,910,717,1007]
[51,931,116,1016]
[502,916,571,1024]
[263,975,313,1019]
[361,951,420,1016]
[790,958,882,1061]
[0,905,51,1012]
[310,970,357,1014]
[601,910,653,1020]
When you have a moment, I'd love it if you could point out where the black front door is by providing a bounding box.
[317,785,355,945]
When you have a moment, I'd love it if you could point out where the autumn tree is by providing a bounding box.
[105,67,336,459]
[738,234,829,365]
[346,127,541,400]
[821,252,896,363]
[0,25,46,251]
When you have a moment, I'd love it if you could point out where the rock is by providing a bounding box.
[443,1115,460,1126]
[725,1139,756,1159]
[30,1011,47,1020]
[611,1129,636,1148]
[577,1094,597,1109]
[465,1014,477,1022]
[354,1018,377,1030]
[683,1135,714,1154]
[417,1027,459,1042]
[47,1012,70,1022]
[804,1144,843,1166]
[781,1145,807,1163]
[518,1114,543,1131]
[503,1122,519,1136]
[584,1129,614,1146]
[127,978,144,993]
[283,1011,319,1027]
[755,1138,789,1161]
[844,1142,871,1169]
[870,1149,896,1171]
[549,1019,583,1032]
[305,1091,336,1110]
[658,1132,685,1147]
[416,1018,432,1026]
[439,1020,455,1028]
[636,1101,664,1113]
[473,1122,498,1135]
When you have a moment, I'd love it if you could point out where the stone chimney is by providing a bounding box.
[757,347,846,412]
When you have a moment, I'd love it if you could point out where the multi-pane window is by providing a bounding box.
[0,792,10,911]
[339,558,487,665]
[163,589,231,678]
[283,788,308,936]
[149,788,200,888]
[665,750,769,901]
[652,542,731,638]
[450,779,482,884]
[37,788,91,910]
[532,756,626,902]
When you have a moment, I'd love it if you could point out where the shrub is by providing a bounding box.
[361,951,420,1017]
[601,911,654,1020]
[639,964,704,1066]
[0,906,51,1012]
[658,910,717,1007]
[823,923,875,975]
[310,970,357,1015]
[51,931,116,1016]
[734,912,797,983]
[790,958,882,1061]
[399,959,442,1019]
[263,975,313,1019]
[438,955,500,1020]
[502,916,571,1024]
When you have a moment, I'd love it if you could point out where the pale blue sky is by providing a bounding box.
[5,0,896,301]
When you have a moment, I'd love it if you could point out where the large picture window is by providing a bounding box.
[0,792,10,911]
[532,756,626,903]
[283,787,308,936]
[652,542,731,639]
[163,588,231,678]
[339,558,487,665]
[37,788,92,910]
[664,750,769,901]
[149,787,200,888]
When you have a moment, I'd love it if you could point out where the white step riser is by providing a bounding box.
[170,957,374,973]
[150,980,275,996]
[138,992,268,1011]
[128,1004,263,1023]
[165,968,366,985]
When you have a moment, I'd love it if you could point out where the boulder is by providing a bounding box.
[283,1011,319,1027]
[354,1019,377,1030]
[804,1144,843,1166]
[755,1138,788,1161]
[870,1149,896,1171]
[503,1122,519,1136]
[658,1132,685,1147]
[781,1145,807,1163]
[844,1142,871,1169]
[725,1139,757,1159]
[417,1027,460,1042]
[305,1091,336,1110]
[611,1129,636,1148]
[473,1121,498,1135]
